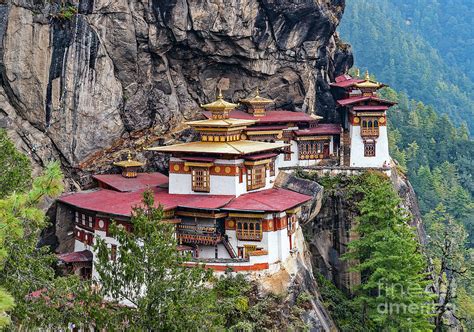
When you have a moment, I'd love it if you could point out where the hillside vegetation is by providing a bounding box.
[339,0,474,131]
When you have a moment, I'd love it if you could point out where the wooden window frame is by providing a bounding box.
[269,159,275,177]
[191,167,210,192]
[246,165,266,191]
[236,219,263,241]
[364,140,376,157]
[284,140,291,161]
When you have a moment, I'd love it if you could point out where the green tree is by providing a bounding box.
[95,190,220,330]
[0,129,31,199]
[425,205,472,331]
[0,162,60,328]
[343,172,434,331]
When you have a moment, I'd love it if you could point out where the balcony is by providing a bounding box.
[177,224,222,245]
[361,127,379,137]
[236,230,263,241]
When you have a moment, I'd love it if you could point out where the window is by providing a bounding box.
[246,165,266,190]
[269,159,275,176]
[361,117,379,137]
[239,167,244,183]
[236,219,263,241]
[364,140,376,157]
[284,140,291,161]
[191,167,210,192]
[298,141,328,159]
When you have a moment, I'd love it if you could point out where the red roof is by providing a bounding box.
[245,152,278,161]
[58,187,234,216]
[93,172,168,192]
[294,124,342,136]
[224,188,312,212]
[330,75,364,88]
[204,110,315,124]
[353,105,389,111]
[58,250,93,263]
[337,96,396,106]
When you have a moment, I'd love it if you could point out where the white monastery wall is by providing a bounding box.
[350,126,390,168]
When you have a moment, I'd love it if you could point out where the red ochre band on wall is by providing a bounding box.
[184,262,269,272]
[169,162,241,176]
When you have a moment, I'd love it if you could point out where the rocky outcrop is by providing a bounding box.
[0,0,352,187]
[303,170,427,294]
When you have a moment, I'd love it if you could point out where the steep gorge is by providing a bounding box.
[0,0,352,189]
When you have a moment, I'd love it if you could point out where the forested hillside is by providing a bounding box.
[339,0,474,131]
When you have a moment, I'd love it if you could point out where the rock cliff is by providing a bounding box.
[0,0,352,188]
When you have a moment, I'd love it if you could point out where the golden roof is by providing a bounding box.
[114,152,144,168]
[186,118,256,128]
[355,70,382,89]
[200,89,239,112]
[240,88,274,106]
[147,140,288,155]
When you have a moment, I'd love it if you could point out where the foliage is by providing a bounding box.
[214,273,308,331]
[314,273,364,332]
[0,129,32,199]
[94,190,219,330]
[56,5,77,20]
[342,172,435,331]
[379,87,474,248]
[424,205,473,330]
[339,0,474,131]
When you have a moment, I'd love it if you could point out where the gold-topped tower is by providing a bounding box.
[355,70,383,91]
[114,152,144,178]
[200,89,239,120]
[240,88,274,117]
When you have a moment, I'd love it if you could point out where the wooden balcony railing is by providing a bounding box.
[177,224,216,234]
[236,230,263,241]
[177,233,222,246]
[361,128,379,137]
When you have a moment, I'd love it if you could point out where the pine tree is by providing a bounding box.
[95,190,220,330]
[344,172,435,330]
[425,204,472,331]
[0,129,32,199]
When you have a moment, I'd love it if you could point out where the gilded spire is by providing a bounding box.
[355,68,360,77]
[114,151,144,178]
[200,89,238,119]
[364,69,370,80]
[240,88,274,117]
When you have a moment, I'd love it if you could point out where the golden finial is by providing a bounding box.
[217,88,223,100]
[365,70,370,80]
[127,151,132,161]
[256,87,260,97]
[356,68,360,77]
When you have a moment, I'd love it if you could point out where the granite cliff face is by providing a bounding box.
[0,0,352,187]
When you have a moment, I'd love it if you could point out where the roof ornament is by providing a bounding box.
[365,69,370,80]
[240,88,274,117]
[355,68,360,77]
[114,150,144,178]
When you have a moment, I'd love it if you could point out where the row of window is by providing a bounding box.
[190,162,275,192]
[297,141,330,160]
[75,228,94,245]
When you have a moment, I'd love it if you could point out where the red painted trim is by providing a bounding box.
[184,262,269,272]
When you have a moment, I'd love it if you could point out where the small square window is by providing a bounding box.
[364,141,376,157]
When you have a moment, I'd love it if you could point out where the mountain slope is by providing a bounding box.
[338,0,474,131]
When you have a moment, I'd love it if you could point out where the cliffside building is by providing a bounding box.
[330,71,396,167]
[55,74,395,279]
